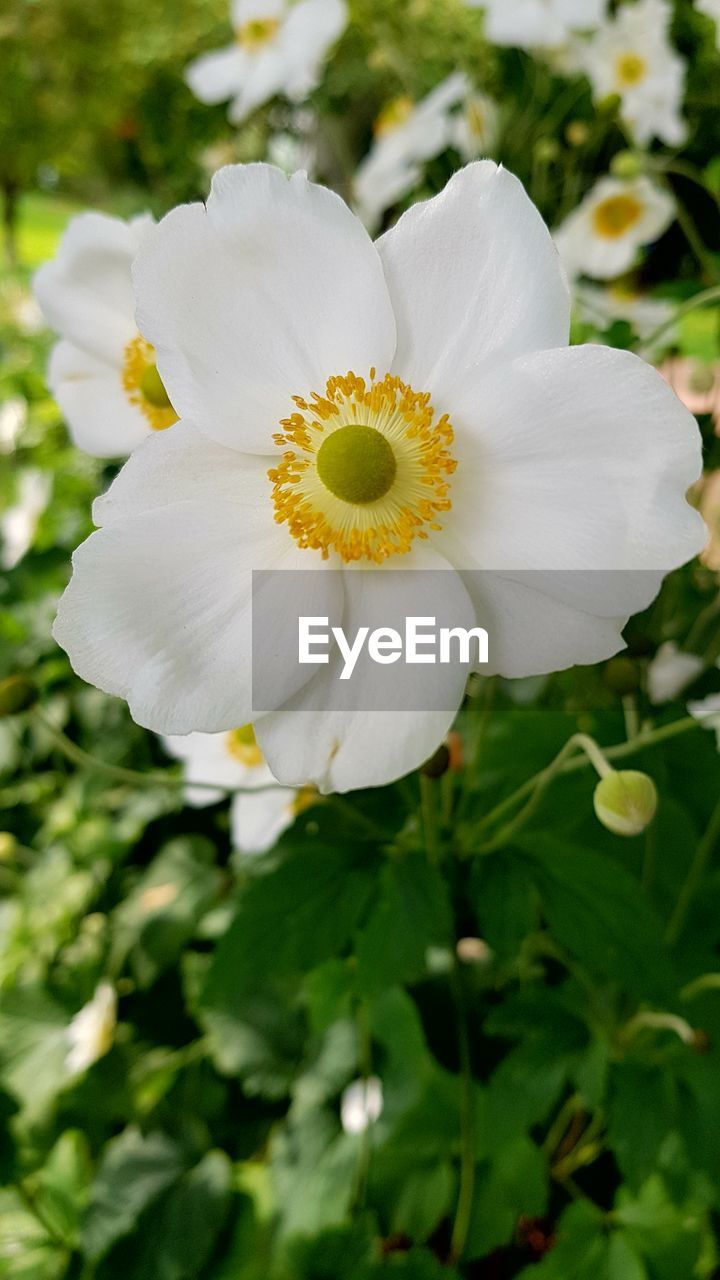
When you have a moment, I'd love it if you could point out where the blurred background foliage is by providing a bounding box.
[2,0,720,1277]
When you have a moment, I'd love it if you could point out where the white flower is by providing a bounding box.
[185,0,347,125]
[162,726,314,854]
[579,0,687,147]
[53,162,704,794]
[353,73,469,231]
[647,641,704,704]
[697,0,720,48]
[554,175,675,281]
[574,282,676,342]
[340,1076,383,1134]
[0,396,27,453]
[65,982,117,1076]
[688,692,720,748]
[34,213,178,459]
[466,0,605,49]
[1,469,52,569]
[452,92,500,161]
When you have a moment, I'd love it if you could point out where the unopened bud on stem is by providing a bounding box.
[594,770,658,837]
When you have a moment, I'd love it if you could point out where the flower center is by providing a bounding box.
[225,723,264,767]
[291,786,317,817]
[592,194,643,239]
[374,96,414,137]
[269,369,456,563]
[316,424,397,504]
[236,17,280,50]
[122,336,178,431]
[615,51,647,88]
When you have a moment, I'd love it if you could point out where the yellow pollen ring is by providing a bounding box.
[226,724,264,768]
[122,335,178,431]
[592,194,643,239]
[268,369,457,564]
[615,51,647,88]
[236,16,281,50]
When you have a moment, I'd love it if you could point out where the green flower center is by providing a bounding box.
[316,424,397,505]
[139,363,172,409]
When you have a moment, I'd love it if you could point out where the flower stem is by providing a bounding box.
[420,774,441,865]
[637,283,720,358]
[449,967,476,1265]
[665,792,720,947]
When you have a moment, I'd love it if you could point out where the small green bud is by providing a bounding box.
[610,150,644,179]
[566,120,590,147]
[0,833,17,861]
[0,674,38,717]
[594,770,658,837]
[603,656,640,696]
[421,742,450,778]
[534,137,560,164]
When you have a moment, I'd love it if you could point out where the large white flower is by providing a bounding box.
[185,0,347,125]
[466,0,605,49]
[53,162,704,793]
[65,982,117,1076]
[34,213,178,459]
[697,0,720,48]
[161,726,314,854]
[353,74,469,231]
[579,0,687,147]
[554,175,675,281]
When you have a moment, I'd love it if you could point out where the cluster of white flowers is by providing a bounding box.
[37,158,704,793]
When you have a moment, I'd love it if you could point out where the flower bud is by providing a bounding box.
[0,833,17,861]
[0,674,38,717]
[566,121,590,147]
[603,656,639,696]
[421,742,450,778]
[593,770,658,836]
[610,150,644,179]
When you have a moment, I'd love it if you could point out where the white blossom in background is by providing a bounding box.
[65,982,117,1075]
[185,0,347,125]
[465,0,605,49]
[341,1077,383,1134]
[267,109,319,176]
[161,727,315,854]
[353,73,469,231]
[688,692,720,749]
[554,174,675,280]
[1,469,52,570]
[573,282,675,343]
[579,0,687,147]
[647,641,704,704]
[452,92,500,161]
[34,213,178,458]
[0,396,27,453]
[696,0,720,48]
[53,162,705,794]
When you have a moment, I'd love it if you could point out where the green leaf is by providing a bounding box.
[82,1127,186,1261]
[614,1175,703,1280]
[33,1130,91,1249]
[271,1109,358,1239]
[471,853,538,960]
[607,1064,677,1188]
[0,1189,67,1280]
[513,834,675,999]
[390,1162,455,1242]
[356,856,453,996]
[466,1136,548,1260]
[0,987,70,1117]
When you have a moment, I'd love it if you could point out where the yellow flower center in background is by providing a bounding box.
[374,96,415,137]
[592,194,643,239]
[291,786,318,817]
[615,51,647,88]
[122,336,178,431]
[236,17,281,51]
[226,724,264,768]
[269,369,456,563]
[466,100,486,140]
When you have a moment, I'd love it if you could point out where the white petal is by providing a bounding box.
[255,546,475,792]
[185,45,247,105]
[133,164,396,454]
[279,0,348,99]
[227,48,287,122]
[53,423,339,734]
[439,344,705,577]
[34,212,153,365]
[161,730,273,806]
[48,340,151,459]
[377,163,569,408]
[647,642,704,705]
[230,787,297,853]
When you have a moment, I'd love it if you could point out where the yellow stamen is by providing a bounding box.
[122,336,178,431]
[592,194,643,239]
[236,16,280,51]
[615,52,647,88]
[374,95,414,137]
[268,370,456,564]
[291,786,317,817]
[226,724,264,768]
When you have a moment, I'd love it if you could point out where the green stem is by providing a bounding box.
[665,793,720,947]
[420,774,441,865]
[637,283,720,358]
[449,968,476,1265]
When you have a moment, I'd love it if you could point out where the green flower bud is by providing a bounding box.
[534,137,560,164]
[0,674,38,717]
[594,770,658,837]
[421,742,450,778]
[566,120,590,147]
[603,656,640,696]
[0,833,17,861]
[610,150,644,179]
